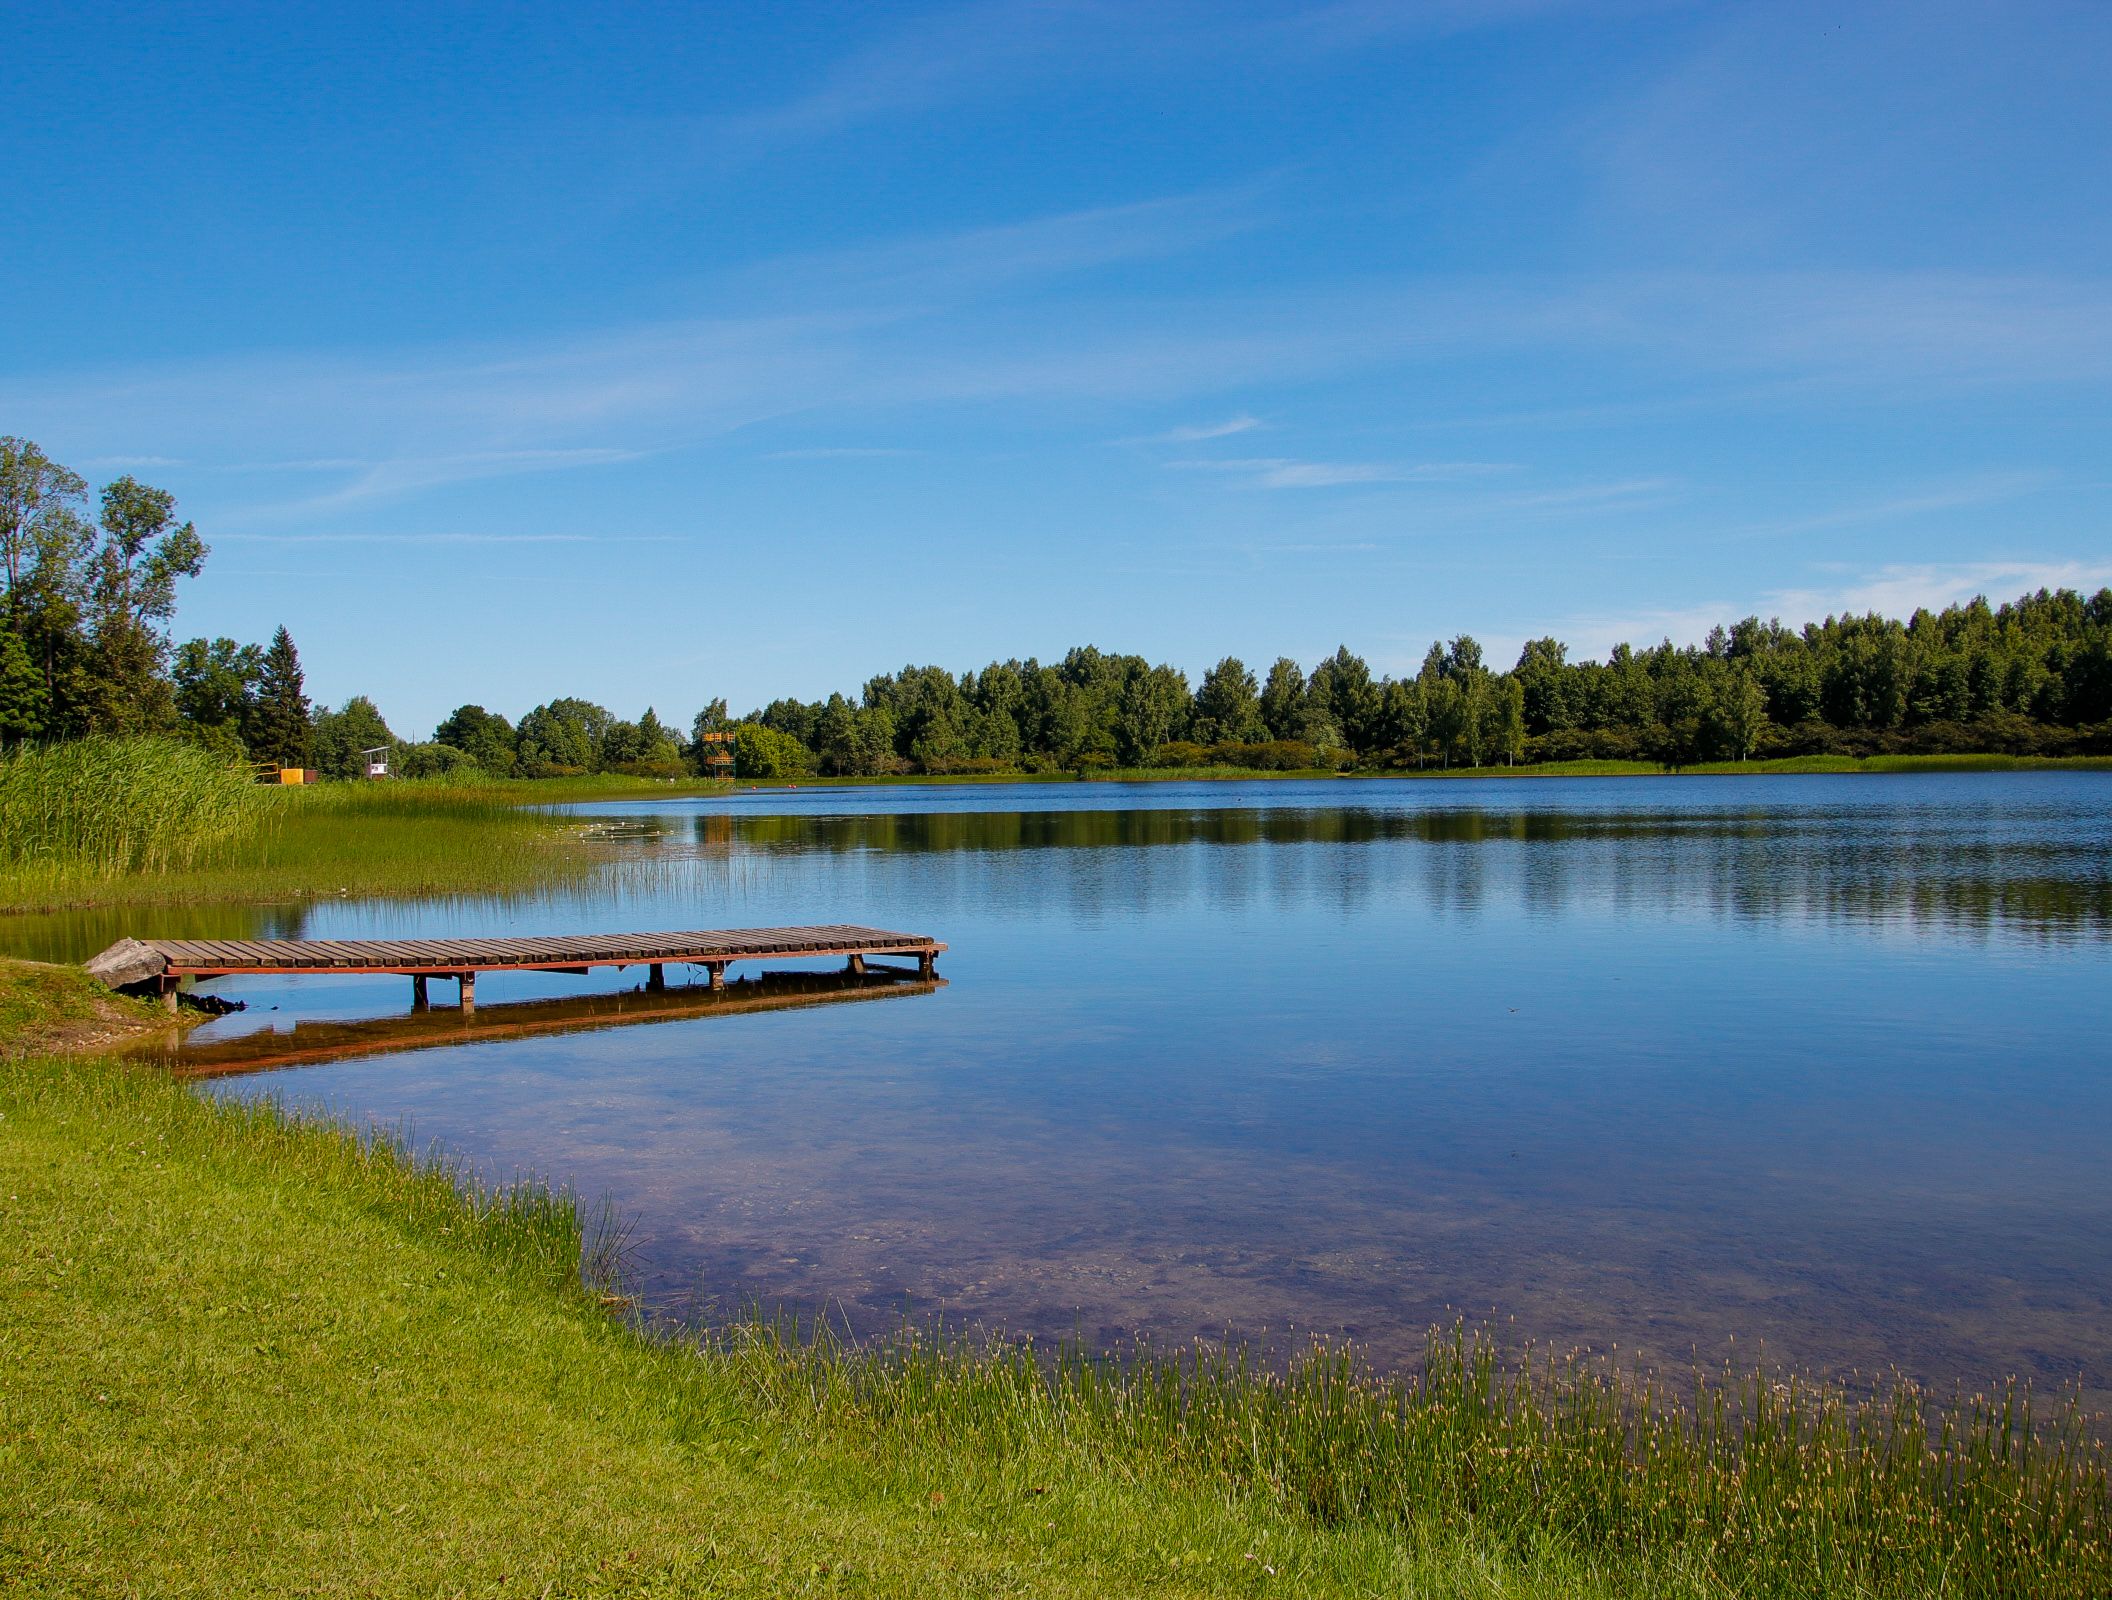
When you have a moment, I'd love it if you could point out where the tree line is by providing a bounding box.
[6,437,2110,779]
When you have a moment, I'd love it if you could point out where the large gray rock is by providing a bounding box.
[85,938,168,990]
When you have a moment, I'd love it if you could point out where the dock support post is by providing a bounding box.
[648,963,665,992]
[412,974,428,1009]
[158,976,180,1013]
[458,973,476,1012]
[706,961,726,991]
[845,954,866,976]
[918,948,936,979]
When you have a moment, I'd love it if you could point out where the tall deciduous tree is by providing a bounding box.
[0,437,93,737]
[434,704,516,774]
[1115,662,1189,765]
[1308,645,1379,753]
[173,636,264,758]
[1259,657,1306,742]
[689,698,731,738]
[86,476,206,734]
[1496,677,1527,766]
[1193,656,1262,744]
[516,697,610,775]
[314,695,396,779]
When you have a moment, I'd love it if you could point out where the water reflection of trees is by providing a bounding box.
[696,807,2112,942]
[6,802,2100,966]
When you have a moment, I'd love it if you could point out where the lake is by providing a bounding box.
[18,774,2112,1402]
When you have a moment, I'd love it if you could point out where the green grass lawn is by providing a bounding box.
[0,961,172,1057]
[2,1055,1684,1599]
[4,1051,2104,1598]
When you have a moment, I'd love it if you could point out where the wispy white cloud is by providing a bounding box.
[1171,456,1403,489]
[741,188,1276,307]
[1154,413,1264,443]
[764,446,922,460]
[1725,472,2054,541]
[1557,559,2112,662]
[1552,602,1742,662]
[1768,561,2112,622]
[10,250,2111,522]
[242,448,650,519]
[1491,476,1675,511]
[1170,455,1520,490]
[678,0,1605,168]
[220,457,372,474]
[214,531,680,546]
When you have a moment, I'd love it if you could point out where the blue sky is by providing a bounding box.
[4,1,2108,735]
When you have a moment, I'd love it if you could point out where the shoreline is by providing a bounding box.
[0,958,194,1056]
[6,754,2105,917]
[710,752,2112,792]
[4,1049,2105,1597]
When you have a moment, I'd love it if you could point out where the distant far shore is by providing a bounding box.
[713,751,2112,791]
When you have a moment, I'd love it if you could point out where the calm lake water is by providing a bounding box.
[16,775,2112,1400]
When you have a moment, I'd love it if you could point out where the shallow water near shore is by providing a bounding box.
[13,773,2111,1403]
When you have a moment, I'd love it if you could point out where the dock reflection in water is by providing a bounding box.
[140,969,945,1080]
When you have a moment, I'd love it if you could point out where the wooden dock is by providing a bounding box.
[88,925,945,1012]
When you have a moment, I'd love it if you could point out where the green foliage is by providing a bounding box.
[395,741,479,779]
[725,1316,2110,1600]
[312,694,397,779]
[809,693,900,776]
[6,430,2107,785]
[434,703,516,775]
[0,1055,1686,1600]
[601,705,684,775]
[1,440,212,743]
[1260,656,1307,741]
[1193,656,1263,744]
[734,720,810,779]
[171,635,263,757]
[250,625,313,766]
[515,696,609,776]
[81,476,207,735]
[0,736,265,876]
[9,1054,2105,1598]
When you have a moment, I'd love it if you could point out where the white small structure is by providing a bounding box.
[360,745,391,779]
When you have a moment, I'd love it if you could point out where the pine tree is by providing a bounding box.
[250,625,313,766]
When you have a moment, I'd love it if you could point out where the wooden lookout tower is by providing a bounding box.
[695,730,735,779]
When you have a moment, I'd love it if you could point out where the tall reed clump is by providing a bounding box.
[0,737,269,878]
[244,777,588,897]
[0,749,599,909]
[712,1316,2110,1600]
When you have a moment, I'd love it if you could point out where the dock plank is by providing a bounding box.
[116,925,944,985]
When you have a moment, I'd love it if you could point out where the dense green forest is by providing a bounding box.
[6,437,2110,780]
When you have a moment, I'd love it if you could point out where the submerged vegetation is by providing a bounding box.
[3,1052,2104,1597]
